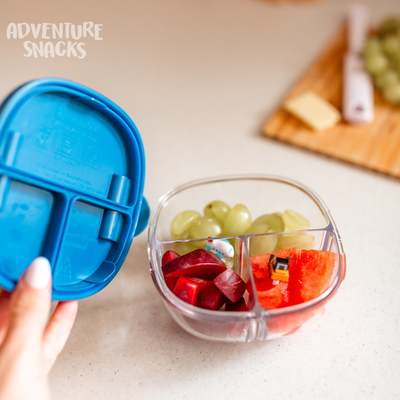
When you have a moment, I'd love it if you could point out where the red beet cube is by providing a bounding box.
[162,249,226,280]
[225,297,247,312]
[197,281,226,310]
[173,276,208,306]
[162,250,180,266]
[213,269,246,304]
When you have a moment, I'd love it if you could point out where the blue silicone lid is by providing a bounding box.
[0,78,150,300]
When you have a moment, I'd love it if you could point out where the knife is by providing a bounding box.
[343,4,374,124]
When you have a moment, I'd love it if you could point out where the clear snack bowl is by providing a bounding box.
[148,175,346,342]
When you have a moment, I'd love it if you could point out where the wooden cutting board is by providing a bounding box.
[262,26,400,178]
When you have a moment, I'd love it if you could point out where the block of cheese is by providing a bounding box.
[283,91,341,131]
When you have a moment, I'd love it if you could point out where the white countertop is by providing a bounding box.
[1,0,400,398]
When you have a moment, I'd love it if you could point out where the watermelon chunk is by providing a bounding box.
[250,248,301,280]
[256,281,290,309]
[250,248,300,309]
[296,250,337,303]
[250,248,336,310]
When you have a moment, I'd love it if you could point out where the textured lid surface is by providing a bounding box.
[0,78,149,300]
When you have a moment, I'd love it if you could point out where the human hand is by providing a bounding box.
[0,257,78,400]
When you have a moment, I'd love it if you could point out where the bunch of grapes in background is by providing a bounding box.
[364,17,400,105]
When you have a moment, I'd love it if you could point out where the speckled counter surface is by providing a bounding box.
[1,0,399,398]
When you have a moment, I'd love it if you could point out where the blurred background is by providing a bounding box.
[1,1,400,399]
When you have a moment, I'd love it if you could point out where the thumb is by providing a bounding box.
[4,257,52,351]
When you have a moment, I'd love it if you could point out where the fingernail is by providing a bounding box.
[24,257,51,290]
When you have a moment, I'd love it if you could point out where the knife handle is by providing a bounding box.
[343,53,374,124]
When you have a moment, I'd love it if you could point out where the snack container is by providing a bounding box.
[148,175,346,342]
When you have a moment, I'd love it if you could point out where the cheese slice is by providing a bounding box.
[283,91,341,131]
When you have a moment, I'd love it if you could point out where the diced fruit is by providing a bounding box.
[296,249,337,302]
[173,277,208,306]
[250,248,301,280]
[162,250,180,266]
[250,248,336,310]
[166,202,330,314]
[225,297,247,312]
[165,276,178,292]
[170,210,201,240]
[197,281,226,310]
[162,249,226,279]
[250,248,301,309]
[213,268,247,303]
[256,281,290,309]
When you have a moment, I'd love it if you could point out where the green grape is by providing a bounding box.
[170,210,201,240]
[189,216,222,248]
[378,18,400,37]
[252,213,285,233]
[363,37,383,57]
[223,204,252,236]
[375,69,399,90]
[282,210,311,231]
[383,83,400,104]
[203,200,231,224]
[250,230,278,257]
[275,233,315,251]
[383,34,400,56]
[364,53,389,75]
[244,222,270,235]
[273,212,283,218]
[390,50,400,64]
[172,241,198,255]
[223,257,234,270]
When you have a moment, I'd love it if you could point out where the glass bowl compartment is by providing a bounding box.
[148,175,346,342]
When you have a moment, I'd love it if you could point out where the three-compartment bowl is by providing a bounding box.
[148,175,346,342]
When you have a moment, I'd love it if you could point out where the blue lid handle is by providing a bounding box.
[135,197,150,236]
[99,174,131,242]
